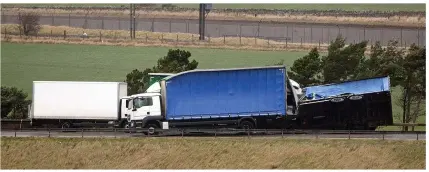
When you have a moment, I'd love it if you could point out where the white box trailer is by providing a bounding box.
[30,81,130,128]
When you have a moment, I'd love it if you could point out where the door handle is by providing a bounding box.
[147,112,150,115]
[132,109,137,112]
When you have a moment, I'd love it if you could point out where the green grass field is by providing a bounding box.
[1,3,425,12]
[1,42,305,97]
[1,42,425,127]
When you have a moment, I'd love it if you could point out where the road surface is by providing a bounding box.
[1,14,425,46]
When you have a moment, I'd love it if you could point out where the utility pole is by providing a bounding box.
[199,4,205,40]
[130,4,136,39]
[130,4,133,39]
[133,4,136,39]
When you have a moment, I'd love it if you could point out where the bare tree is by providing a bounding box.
[17,12,41,36]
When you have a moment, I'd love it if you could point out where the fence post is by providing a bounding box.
[382,131,385,140]
[239,36,241,45]
[300,38,303,47]
[255,37,257,45]
[19,29,22,38]
[181,129,184,137]
[400,28,403,47]
[214,129,217,137]
[417,29,420,47]
[114,128,116,138]
[176,34,179,43]
[417,133,419,140]
[363,27,366,41]
[348,130,351,140]
[223,35,225,44]
[284,38,288,48]
[102,17,105,30]
[281,129,284,138]
[99,31,102,42]
[20,119,23,131]
[4,28,6,39]
[118,18,120,30]
[267,38,270,47]
[153,18,157,32]
[64,30,66,40]
[50,30,52,39]
[161,34,164,43]
[81,128,84,138]
[169,20,172,33]
[48,128,51,138]
[318,40,320,49]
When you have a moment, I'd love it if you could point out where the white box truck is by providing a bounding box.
[29,81,130,128]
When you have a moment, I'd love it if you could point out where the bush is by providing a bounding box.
[1,86,31,119]
[17,12,41,36]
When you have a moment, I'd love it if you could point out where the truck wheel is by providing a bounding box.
[239,120,255,130]
[61,121,72,132]
[144,123,159,135]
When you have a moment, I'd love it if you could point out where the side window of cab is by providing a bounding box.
[133,97,153,109]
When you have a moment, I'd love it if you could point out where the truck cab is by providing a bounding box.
[126,93,164,129]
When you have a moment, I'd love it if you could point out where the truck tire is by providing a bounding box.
[144,123,159,135]
[239,120,255,130]
[61,121,72,132]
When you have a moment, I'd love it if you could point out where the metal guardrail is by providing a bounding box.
[1,127,425,140]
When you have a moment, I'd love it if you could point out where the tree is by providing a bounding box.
[1,86,31,119]
[125,68,152,95]
[398,44,425,130]
[321,35,368,83]
[153,49,198,73]
[124,49,198,95]
[287,48,322,87]
[362,41,425,131]
[17,12,41,36]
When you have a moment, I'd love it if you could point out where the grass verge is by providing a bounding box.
[2,8,425,28]
[1,137,426,169]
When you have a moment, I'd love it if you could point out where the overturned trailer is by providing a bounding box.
[297,76,393,130]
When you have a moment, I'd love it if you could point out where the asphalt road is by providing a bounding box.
[1,130,425,140]
[1,14,425,46]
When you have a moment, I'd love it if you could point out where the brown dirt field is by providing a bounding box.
[1,137,425,169]
[2,8,425,28]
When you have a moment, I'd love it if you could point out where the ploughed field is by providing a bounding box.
[1,137,425,169]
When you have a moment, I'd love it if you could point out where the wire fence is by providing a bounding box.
[1,13,426,47]
[3,28,420,51]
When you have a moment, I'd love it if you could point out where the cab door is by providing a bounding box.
[131,97,154,125]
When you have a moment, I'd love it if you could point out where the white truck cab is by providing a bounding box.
[126,93,163,128]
